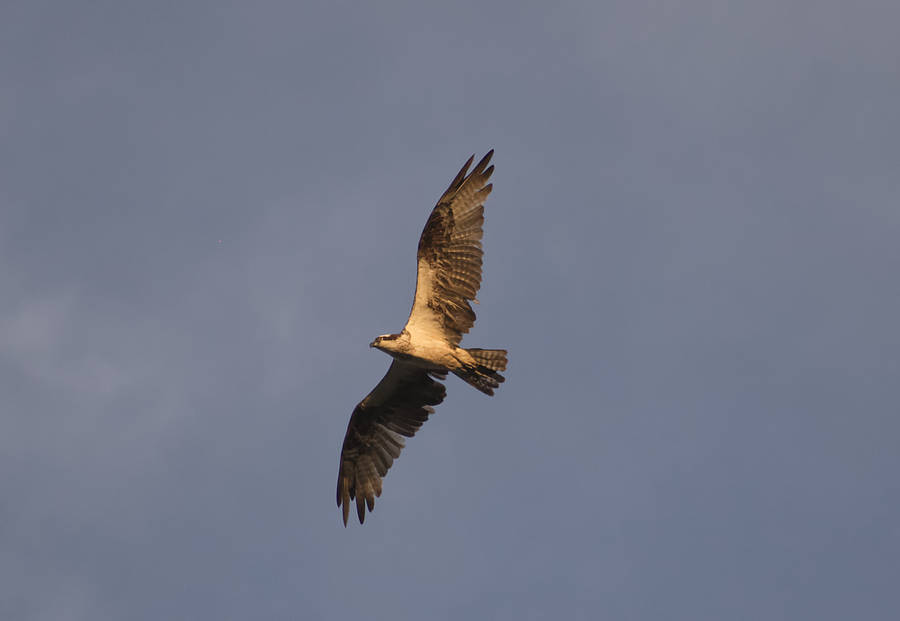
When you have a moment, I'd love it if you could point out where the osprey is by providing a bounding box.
[336,150,507,526]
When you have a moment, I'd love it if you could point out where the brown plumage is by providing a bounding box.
[336,151,507,526]
[336,363,446,525]
[409,151,494,345]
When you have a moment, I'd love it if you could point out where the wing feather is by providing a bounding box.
[336,361,447,525]
[404,150,495,345]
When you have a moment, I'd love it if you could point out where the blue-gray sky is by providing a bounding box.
[2,1,899,619]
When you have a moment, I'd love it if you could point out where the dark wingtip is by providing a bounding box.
[447,155,475,192]
[473,151,493,175]
[356,494,366,524]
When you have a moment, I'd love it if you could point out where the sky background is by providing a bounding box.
[2,1,899,619]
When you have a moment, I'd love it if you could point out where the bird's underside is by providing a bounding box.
[336,150,507,526]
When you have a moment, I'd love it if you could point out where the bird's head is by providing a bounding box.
[370,333,404,352]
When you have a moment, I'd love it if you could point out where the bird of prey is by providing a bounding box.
[336,150,507,526]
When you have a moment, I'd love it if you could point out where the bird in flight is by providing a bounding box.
[336,150,507,526]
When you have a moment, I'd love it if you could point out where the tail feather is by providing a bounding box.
[466,348,508,371]
[454,348,508,396]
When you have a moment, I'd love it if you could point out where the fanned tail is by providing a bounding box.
[453,348,508,396]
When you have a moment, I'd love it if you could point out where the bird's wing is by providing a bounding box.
[403,150,494,346]
[337,361,447,525]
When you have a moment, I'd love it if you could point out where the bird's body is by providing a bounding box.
[371,332,455,370]
[336,150,507,525]
[371,332,503,392]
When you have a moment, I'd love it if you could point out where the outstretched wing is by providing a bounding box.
[337,361,447,525]
[403,150,494,346]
